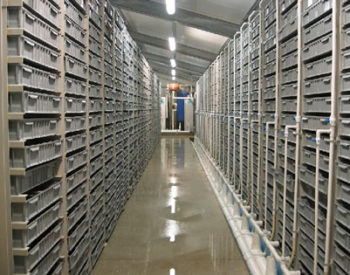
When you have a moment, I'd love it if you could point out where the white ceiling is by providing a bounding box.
[151,0,256,24]
[117,0,257,85]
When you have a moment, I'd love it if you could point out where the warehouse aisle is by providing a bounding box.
[93,138,249,275]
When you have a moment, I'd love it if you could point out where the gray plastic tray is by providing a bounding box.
[303,149,329,172]
[339,119,350,136]
[305,56,332,79]
[281,99,297,113]
[304,96,331,114]
[66,166,87,193]
[303,33,332,62]
[303,13,332,45]
[338,138,350,161]
[281,51,297,71]
[65,16,86,42]
[66,150,87,173]
[302,0,332,27]
[336,202,350,231]
[65,116,86,134]
[65,77,87,97]
[281,36,297,57]
[67,182,86,211]
[65,36,86,62]
[302,116,331,131]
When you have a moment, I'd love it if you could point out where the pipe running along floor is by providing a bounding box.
[93,137,249,275]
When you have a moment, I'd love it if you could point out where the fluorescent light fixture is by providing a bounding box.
[170,58,176,68]
[172,76,176,81]
[168,37,176,51]
[171,69,176,76]
[166,0,176,15]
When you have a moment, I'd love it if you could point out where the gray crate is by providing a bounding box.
[90,195,104,220]
[263,60,276,76]
[89,2,102,28]
[343,4,350,27]
[67,199,87,231]
[89,127,103,144]
[90,142,103,159]
[65,77,87,97]
[90,155,103,176]
[281,68,297,85]
[299,197,326,230]
[280,114,296,126]
[89,53,102,70]
[263,87,275,100]
[302,0,332,27]
[264,35,276,53]
[89,22,100,42]
[281,83,297,98]
[65,36,86,62]
[10,139,62,169]
[7,35,59,69]
[89,84,101,98]
[339,119,350,136]
[338,160,350,183]
[65,57,88,79]
[342,48,350,72]
[281,0,297,13]
[279,5,297,40]
[302,149,329,171]
[304,76,331,96]
[65,117,86,133]
[89,99,103,113]
[69,233,89,271]
[90,181,104,206]
[9,91,61,114]
[31,242,61,275]
[303,132,330,152]
[89,37,102,57]
[281,36,298,56]
[341,73,350,93]
[66,132,87,154]
[65,97,86,114]
[8,64,58,92]
[303,33,332,61]
[334,243,350,273]
[265,75,276,88]
[66,150,87,173]
[339,96,350,115]
[67,182,86,210]
[338,179,350,206]
[10,160,58,195]
[23,0,59,27]
[305,56,332,79]
[12,201,61,248]
[343,29,350,50]
[67,166,87,193]
[335,222,350,250]
[281,51,297,71]
[302,115,331,131]
[304,96,331,114]
[281,98,297,112]
[338,138,350,161]
[65,16,86,42]
[68,216,88,252]
[64,0,84,25]
[11,180,61,222]
[13,222,62,274]
[304,14,332,45]
[90,169,103,190]
[8,7,59,48]
[336,203,350,230]
[89,114,102,128]
[89,67,102,84]
[300,166,328,193]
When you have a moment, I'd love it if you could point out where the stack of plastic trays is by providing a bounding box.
[333,2,350,274]
[299,0,333,273]
[66,0,91,273]
[228,40,235,182]
[249,10,261,217]
[241,23,250,202]
[234,33,241,190]
[275,0,299,258]
[261,0,277,232]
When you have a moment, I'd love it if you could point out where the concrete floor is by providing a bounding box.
[93,138,249,275]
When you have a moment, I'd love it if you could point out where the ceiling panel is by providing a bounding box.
[151,0,256,24]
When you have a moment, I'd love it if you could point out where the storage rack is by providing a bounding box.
[1,0,161,274]
[195,0,349,274]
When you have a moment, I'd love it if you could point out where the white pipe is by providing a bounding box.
[289,0,302,265]
[251,120,259,215]
[282,126,296,257]
[324,0,339,273]
[314,129,331,275]
[264,122,275,231]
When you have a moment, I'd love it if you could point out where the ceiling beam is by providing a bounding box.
[151,64,198,82]
[111,0,239,37]
[143,52,206,74]
[129,31,216,61]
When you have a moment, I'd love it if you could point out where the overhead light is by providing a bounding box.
[172,76,176,81]
[170,58,176,68]
[165,0,176,15]
[168,37,176,51]
[171,69,176,76]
